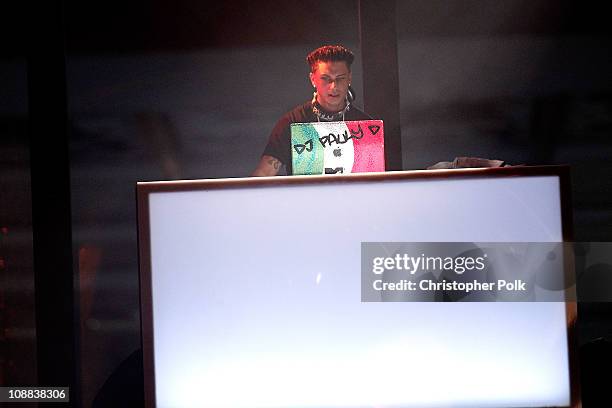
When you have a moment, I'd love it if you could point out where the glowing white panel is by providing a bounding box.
[146,174,570,407]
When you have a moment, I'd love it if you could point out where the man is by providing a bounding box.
[252,45,371,176]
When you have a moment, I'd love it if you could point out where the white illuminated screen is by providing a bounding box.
[145,174,571,408]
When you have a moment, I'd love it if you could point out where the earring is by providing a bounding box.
[347,86,355,103]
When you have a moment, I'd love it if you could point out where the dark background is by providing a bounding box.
[2,0,612,406]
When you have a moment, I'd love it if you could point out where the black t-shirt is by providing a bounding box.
[262,100,371,175]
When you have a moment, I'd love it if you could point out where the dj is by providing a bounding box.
[252,45,371,176]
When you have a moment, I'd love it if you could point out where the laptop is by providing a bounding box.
[290,120,384,175]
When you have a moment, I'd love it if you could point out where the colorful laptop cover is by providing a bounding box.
[290,120,385,175]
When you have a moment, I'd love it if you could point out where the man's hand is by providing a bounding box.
[251,155,283,177]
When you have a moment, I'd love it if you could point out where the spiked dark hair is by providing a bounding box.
[306,45,354,73]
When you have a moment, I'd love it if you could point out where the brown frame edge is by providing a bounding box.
[137,185,156,408]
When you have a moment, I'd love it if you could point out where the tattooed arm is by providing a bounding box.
[251,155,283,176]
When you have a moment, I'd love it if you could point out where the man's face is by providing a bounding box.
[310,61,352,112]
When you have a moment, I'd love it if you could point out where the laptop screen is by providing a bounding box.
[290,120,384,175]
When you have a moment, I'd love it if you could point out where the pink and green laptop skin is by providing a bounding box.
[290,120,385,175]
